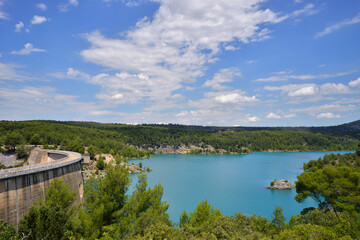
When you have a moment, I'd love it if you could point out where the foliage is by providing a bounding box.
[0,121,151,159]
[87,145,98,159]
[271,206,285,231]
[271,178,277,186]
[96,156,106,170]
[15,144,31,159]
[29,133,41,146]
[296,153,360,216]
[81,163,131,238]
[4,132,23,151]
[17,178,78,240]
[0,220,16,240]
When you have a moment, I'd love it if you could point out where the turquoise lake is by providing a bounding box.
[128,151,353,222]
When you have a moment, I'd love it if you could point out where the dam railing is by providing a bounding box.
[0,150,82,180]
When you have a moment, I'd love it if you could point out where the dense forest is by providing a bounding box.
[0,120,359,156]
[1,150,360,239]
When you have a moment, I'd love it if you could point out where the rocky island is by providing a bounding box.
[266,179,295,190]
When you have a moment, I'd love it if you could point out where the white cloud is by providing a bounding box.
[288,86,317,97]
[349,77,360,87]
[320,83,351,95]
[284,114,296,118]
[255,71,351,82]
[224,45,237,51]
[15,21,24,32]
[0,86,98,120]
[66,67,91,80]
[81,0,287,105]
[265,82,353,99]
[214,93,257,104]
[247,116,259,122]
[36,3,47,11]
[0,62,32,81]
[0,0,8,20]
[246,60,257,64]
[11,43,46,55]
[266,112,281,119]
[31,15,47,24]
[292,104,356,115]
[0,10,6,20]
[290,4,319,18]
[59,0,78,12]
[172,109,261,125]
[315,13,360,38]
[316,112,341,119]
[203,68,241,90]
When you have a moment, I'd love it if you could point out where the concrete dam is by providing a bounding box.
[0,150,83,226]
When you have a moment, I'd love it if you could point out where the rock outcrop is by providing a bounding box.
[266,179,295,190]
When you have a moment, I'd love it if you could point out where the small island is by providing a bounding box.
[266,179,295,190]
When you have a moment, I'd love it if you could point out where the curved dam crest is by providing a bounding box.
[0,150,84,227]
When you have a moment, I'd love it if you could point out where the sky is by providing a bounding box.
[0,0,359,126]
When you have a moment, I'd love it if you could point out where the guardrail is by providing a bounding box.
[0,150,82,180]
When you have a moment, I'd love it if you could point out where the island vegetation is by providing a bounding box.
[1,149,359,239]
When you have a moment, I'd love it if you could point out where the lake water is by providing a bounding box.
[128,151,353,222]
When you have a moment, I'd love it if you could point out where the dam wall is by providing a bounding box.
[0,150,83,227]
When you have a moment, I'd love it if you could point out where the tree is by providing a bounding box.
[96,156,105,170]
[277,224,338,240]
[0,220,16,240]
[16,144,31,159]
[68,139,85,154]
[4,132,23,151]
[179,210,190,228]
[116,173,171,238]
[87,145,98,159]
[17,178,78,240]
[295,166,360,216]
[82,163,131,238]
[189,199,221,227]
[29,134,41,146]
[271,206,285,231]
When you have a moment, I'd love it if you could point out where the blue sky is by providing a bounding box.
[0,0,359,126]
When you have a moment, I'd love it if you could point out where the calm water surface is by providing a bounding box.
[129,151,353,222]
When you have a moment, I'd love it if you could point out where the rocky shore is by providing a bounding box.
[82,154,147,182]
[142,144,250,154]
[266,179,295,190]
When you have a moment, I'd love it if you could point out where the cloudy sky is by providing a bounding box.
[0,0,359,126]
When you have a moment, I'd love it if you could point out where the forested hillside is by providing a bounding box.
[0,120,359,155]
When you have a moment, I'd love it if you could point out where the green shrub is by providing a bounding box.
[96,156,106,170]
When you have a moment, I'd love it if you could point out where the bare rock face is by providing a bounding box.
[266,179,295,190]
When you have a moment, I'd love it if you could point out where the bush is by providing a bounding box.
[96,156,106,170]
[16,144,31,160]
[270,178,277,186]
[0,220,16,240]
